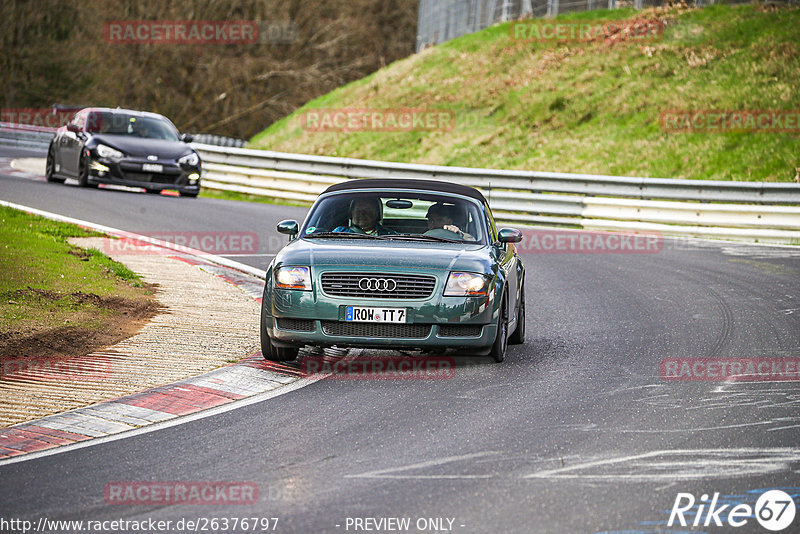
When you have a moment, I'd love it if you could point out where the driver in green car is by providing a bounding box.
[425,202,475,240]
[333,197,397,236]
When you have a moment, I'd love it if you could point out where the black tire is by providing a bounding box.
[77,155,97,188]
[260,319,299,362]
[45,145,65,183]
[182,191,199,198]
[509,283,525,345]
[489,293,508,363]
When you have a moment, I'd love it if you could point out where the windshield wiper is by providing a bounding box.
[385,234,462,243]
[304,232,390,240]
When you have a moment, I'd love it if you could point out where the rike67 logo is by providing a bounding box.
[668,490,796,531]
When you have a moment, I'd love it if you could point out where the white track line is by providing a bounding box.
[0,376,326,467]
[0,199,267,279]
[0,200,329,467]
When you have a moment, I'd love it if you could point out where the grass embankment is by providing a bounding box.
[250,4,800,182]
[0,206,159,360]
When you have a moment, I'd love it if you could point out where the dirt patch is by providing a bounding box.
[67,247,91,261]
[0,287,161,361]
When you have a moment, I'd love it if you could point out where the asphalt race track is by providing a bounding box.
[1,146,799,533]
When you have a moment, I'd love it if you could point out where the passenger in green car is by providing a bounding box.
[425,203,475,240]
[332,197,397,236]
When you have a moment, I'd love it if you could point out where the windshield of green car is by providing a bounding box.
[301,192,488,244]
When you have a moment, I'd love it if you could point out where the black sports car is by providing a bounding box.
[46,107,201,197]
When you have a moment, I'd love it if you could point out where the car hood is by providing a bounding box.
[275,238,495,274]
[92,135,192,159]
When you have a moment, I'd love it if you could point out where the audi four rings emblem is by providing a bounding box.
[359,278,397,291]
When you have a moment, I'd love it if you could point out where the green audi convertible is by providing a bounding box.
[260,179,525,363]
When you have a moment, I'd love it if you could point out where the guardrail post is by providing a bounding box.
[547,0,559,18]
[521,0,534,17]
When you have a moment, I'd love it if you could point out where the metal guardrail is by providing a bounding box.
[193,143,800,244]
[0,124,247,151]
[1,124,798,244]
[0,123,53,151]
[188,133,247,148]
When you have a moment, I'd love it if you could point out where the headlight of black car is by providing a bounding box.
[96,144,123,159]
[178,152,200,167]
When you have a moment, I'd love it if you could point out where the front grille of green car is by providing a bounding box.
[438,324,483,337]
[276,318,315,332]
[321,272,436,299]
[321,321,432,338]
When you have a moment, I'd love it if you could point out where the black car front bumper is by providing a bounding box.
[87,157,201,194]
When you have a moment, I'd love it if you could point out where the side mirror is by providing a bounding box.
[181,133,194,143]
[66,123,81,133]
[497,228,523,244]
[277,220,299,238]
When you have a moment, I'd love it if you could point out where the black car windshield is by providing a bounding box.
[86,112,180,141]
[301,191,487,244]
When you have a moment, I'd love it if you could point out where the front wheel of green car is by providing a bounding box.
[260,321,299,362]
[489,294,508,363]
[509,284,525,345]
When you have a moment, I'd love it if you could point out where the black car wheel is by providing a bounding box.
[45,145,65,184]
[509,283,525,345]
[77,155,97,188]
[182,191,199,198]
[489,293,508,363]
[260,319,299,362]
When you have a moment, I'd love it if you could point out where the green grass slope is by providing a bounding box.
[250,4,800,182]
